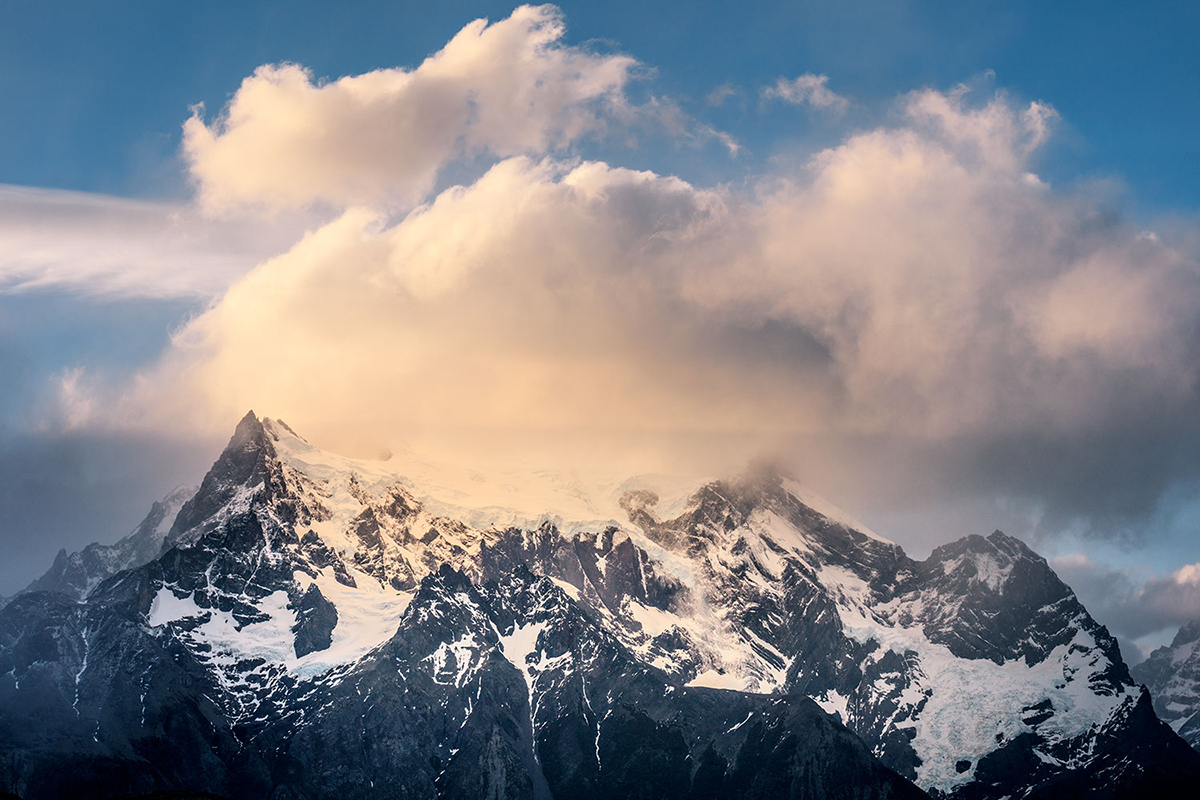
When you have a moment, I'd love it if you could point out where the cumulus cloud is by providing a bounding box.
[0,185,311,298]
[183,4,638,213]
[120,157,759,453]
[65,81,1196,542]
[762,73,849,115]
[1143,564,1200,625]
[903,86,1057,171]
[23,2,1195,567]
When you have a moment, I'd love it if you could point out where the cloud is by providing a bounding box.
[903,85,1057,171]
[1144,563,1200,625]
[695,124,741,157]
[20,1,1195,565]
[0,185,313,298]
[118,157,748,451]
[183,4,639,213]
[62,82,1196,550]
[762,73,849,115]
[1051,553,1200,659]
[706,83,737,107]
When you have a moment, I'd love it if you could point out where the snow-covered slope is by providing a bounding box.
[1134,620,1200,749]
[2,411,1196,800]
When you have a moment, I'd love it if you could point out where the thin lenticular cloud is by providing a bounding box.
[0,185,314,298]
[183,4,639,213]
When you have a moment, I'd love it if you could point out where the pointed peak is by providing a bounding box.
[935,530,1037,562]
[406,565,487,622]
[409,563,479,602]
[433,562,474,588]
[231,409,269,445]
[214,409,283,472]
[162,484,198,505]
[1171,619,1200,648]
[164,411,285,545]
[215,411,290,465]
[945,532,1002,556]
[984,530,1043,561]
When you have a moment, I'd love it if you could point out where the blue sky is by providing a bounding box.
[4,1,1199,211]
[2,1,1200,661]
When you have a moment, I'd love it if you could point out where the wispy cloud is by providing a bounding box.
[762,73,849,115]
[0,185,311,298]
[706,82,737,107]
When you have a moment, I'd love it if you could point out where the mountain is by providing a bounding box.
[1,411,1196,799]
[23,485,195,600]
[1133,620,1200,749]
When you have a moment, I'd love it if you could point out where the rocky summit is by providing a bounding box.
[1,412,1197,800]
[1134,619,1200,750]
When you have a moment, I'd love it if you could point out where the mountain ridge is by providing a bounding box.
[2,411,1196,799]
[22,484,195,602]
[1133,618,1200,749]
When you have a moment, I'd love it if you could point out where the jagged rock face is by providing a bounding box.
[1134,620,1200,749]
[165,412,324,551]
[291,584,338,657]
[0,563,924,800]
[1,412,1197,799]
[587,471,1151,795]
[0,590,239,798]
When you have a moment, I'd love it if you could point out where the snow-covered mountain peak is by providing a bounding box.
[11,410,1198,799]
[256,412,712,536]
[1171,619,1200,650]
[1135,617,1200,749]
[184,412,888,579]
[927,530,1037,589]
